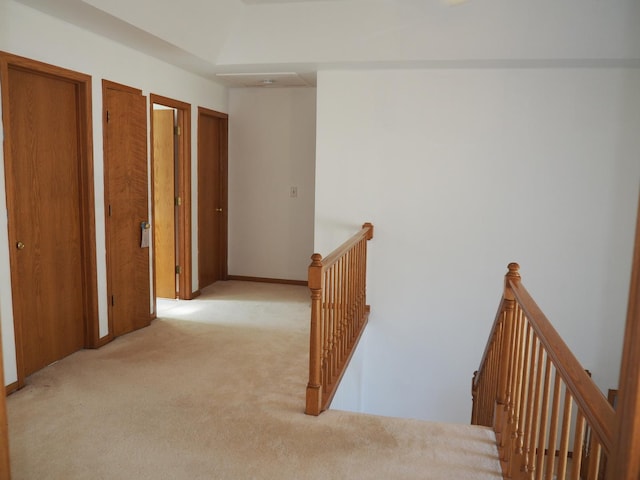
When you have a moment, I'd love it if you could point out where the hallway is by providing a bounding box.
[6,281,501,479]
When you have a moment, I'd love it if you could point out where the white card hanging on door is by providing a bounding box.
[140,221,151,248]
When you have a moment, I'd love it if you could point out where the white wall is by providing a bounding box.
[0,0,228,385]
[316,68,640,423]
[228,87,316,281]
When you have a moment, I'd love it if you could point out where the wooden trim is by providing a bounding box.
[90,335,113,349]
[607,191,640,479]
[227,275,308,287]
[150,94,193,301]
[77,69,100,349]
[0,52,100,378]
[0,323,10,479]
[197,107,228,119]
[101,79,142,96]
[4,381,18,396]
[220,117,228,280]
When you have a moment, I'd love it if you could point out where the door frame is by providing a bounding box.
[150,94,194,306]
[197,106,229,285]
[0,52,100,388]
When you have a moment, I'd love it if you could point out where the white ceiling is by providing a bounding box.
[242,0,351,3]
[12,0,640,88]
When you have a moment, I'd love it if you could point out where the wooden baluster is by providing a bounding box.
[346,248,352,348]
[325,266,333,388]
[555,388,573,480]
[570,411,586,480]
[586,436,601,480]
[343,249,348,362]
[495,308,507,447]
[330,262,338,384]
[514,322,533,476]
[346,245,352,347]
[321,268,327,389]
[544,372,563,480]
[485,345,495,427]
[343,250,349,362]
[497,308,513,456]
[535,358,553,480]
[306,253,324,415]
[356,240,360,334]
[509,304,528,478]
[526,342,545,477]
[336,260,342,383]
[506,302,524,473]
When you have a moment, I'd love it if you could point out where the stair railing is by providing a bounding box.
[472,263,615,479]
[305,223,374,416]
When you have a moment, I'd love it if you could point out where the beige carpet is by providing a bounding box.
[6,281,502,479]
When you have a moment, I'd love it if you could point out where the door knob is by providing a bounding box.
[216,208,223,212]
[16,241,25,250]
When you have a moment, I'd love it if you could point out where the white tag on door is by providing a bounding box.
[141,222,150,248]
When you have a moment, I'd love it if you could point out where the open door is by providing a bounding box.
[103,80,151,337]
[152,107,178,299]
[150,94,194,302]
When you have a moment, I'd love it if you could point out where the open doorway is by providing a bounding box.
[152,105,178,299]
[150,94,193,305]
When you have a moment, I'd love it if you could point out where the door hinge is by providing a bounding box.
[111,295,115,306]
[175,196,182,206]
[175,265,182,274]
[106,110,110,123]
[174,125,181,136]
[108,204,112,216]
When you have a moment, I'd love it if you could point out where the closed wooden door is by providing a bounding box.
[198,108,228,289]
[1,55,98,380]
[152,108,177,298]
[103,81,151,337]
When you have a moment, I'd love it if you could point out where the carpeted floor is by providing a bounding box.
[6,281,502,479]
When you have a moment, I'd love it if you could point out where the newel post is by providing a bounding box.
[495,263,521,451]
[362,222,374,240]
[305,253,324,416]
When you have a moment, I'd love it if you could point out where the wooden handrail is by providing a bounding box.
[509,279,615,453]
[607,190,640,480]
[472,263,616,479]
[305,222,373,416]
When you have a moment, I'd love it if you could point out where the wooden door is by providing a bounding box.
[1,53,99,382]
[153,109,177,298]
[198,108,228,289]
[150,94,193,300]
[103,81,151,337]
[152,109,177,299]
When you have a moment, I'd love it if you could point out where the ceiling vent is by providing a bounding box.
[215,72,311,88]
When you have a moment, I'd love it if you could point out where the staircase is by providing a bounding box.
[311,204,640,480]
